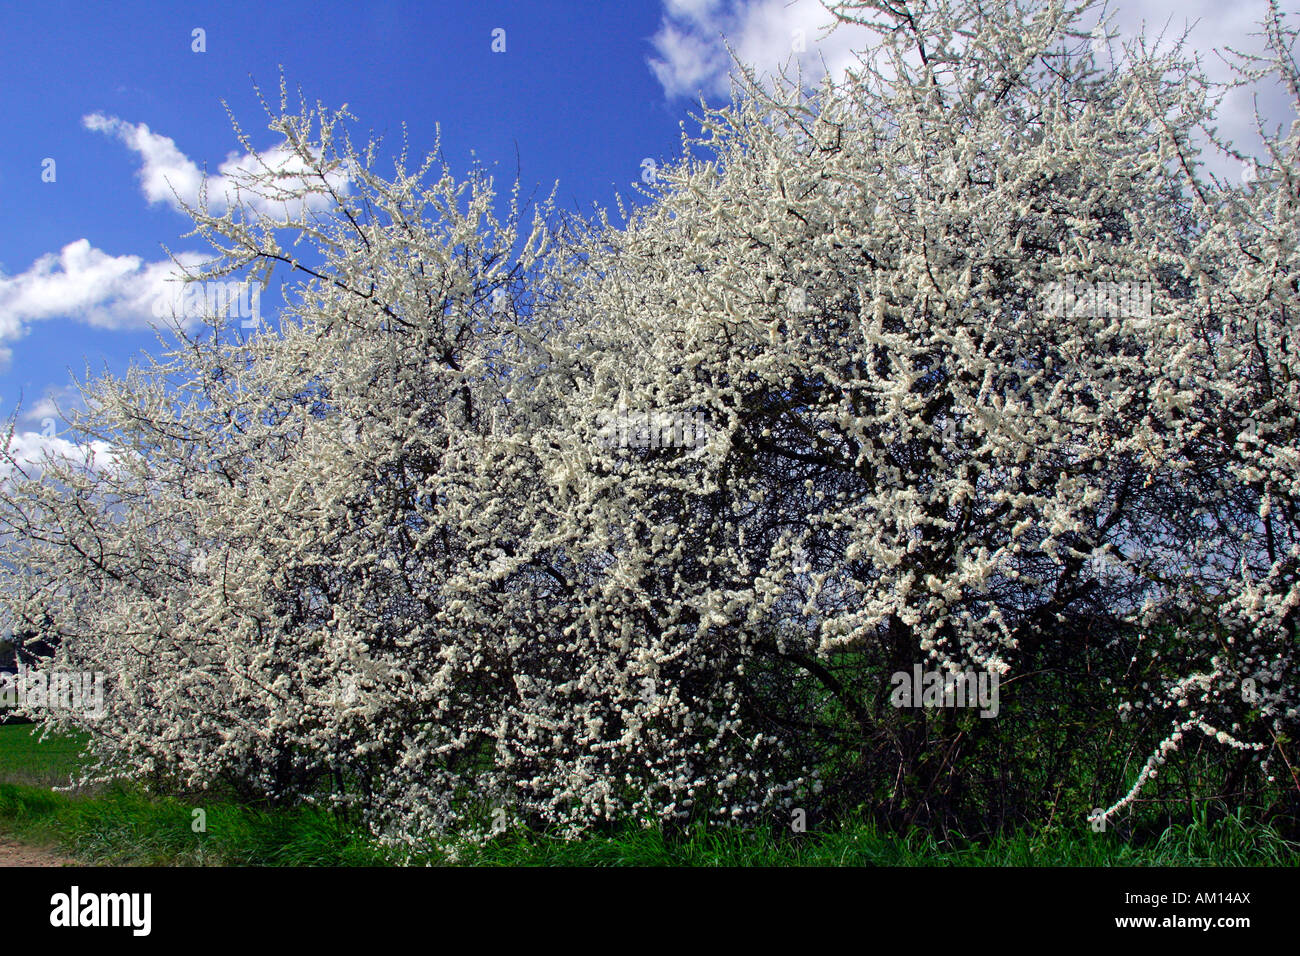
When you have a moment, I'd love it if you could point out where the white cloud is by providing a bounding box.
[0,239,210,368]
[648,0,871,99]
[19,385,84,428]
[1,429,119,480]
[83,113,351,218]
[650,22,734,99]
[665,0,725,24]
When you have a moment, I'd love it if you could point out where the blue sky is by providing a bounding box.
[0,0,1293,455]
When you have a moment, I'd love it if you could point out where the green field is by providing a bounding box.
[1,723,1296,866]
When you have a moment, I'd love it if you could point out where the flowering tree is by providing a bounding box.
[1,0,1297,843]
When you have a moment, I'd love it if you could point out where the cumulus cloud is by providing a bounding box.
[83,113,351,218]
[3,392,119,482]
[0,239,211,368]
[19,385,87,429]
[648,0,871,99]
[1,429,119,480]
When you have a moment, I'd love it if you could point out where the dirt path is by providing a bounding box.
[0,836,77,867]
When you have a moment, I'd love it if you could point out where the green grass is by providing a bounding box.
[0,779,1294,867]
[0,724,396,865]
[0,783,395,866]
[0,723,92,787]
[451,815,1300,867]
[0,722,1295,866]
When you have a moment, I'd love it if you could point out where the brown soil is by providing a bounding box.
[0,836,77,867]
